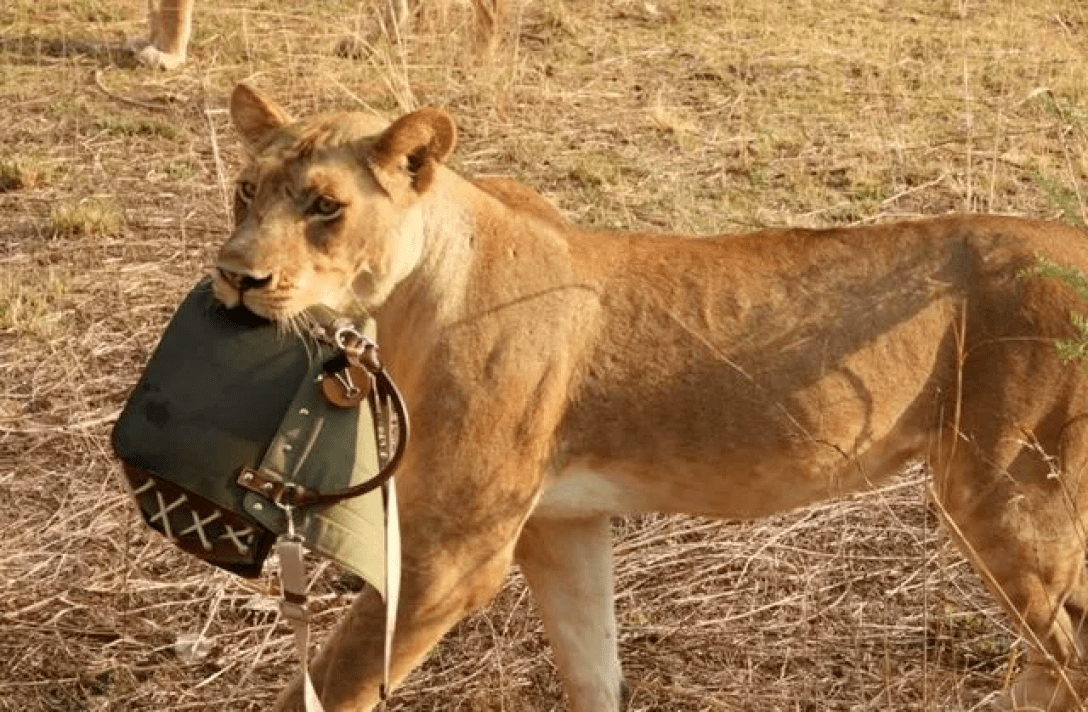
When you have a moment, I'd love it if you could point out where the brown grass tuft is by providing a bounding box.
[50,199,125,238]
[0,158,52,192]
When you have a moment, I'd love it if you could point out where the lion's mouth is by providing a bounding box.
[210,270,243,306]
[210,271,282,323]
[211,268,347,326]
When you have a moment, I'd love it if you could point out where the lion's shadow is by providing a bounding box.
[0,35,142,69]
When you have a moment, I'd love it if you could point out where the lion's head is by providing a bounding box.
[212,84,457,321]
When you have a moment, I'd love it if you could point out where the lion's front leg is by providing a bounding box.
[274,522,520,711]
[516,516,627,712]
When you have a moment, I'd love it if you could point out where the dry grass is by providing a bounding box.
[1,0,1087,709]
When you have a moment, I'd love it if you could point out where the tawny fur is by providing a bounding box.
[215,82,1088,711]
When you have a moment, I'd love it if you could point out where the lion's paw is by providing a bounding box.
[135,44,186,70]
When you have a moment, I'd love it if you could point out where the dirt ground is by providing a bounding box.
[1,0,1087,710]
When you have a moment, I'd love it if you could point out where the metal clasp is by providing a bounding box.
[278,499,300,540]
[333,323,368,352]
[237,468,305,508]
[331,322,382,373]
[332,368,361,399]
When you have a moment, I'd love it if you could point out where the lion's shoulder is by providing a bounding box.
[473,176,569,229]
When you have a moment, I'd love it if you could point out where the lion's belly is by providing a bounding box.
[533,423,928,521]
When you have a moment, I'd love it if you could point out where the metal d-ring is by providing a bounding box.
[333,324,366,351]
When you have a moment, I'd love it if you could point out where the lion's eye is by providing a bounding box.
[236,181,257,204]
[309,195,344,220]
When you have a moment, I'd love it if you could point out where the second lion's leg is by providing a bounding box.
[124,0,159,55]
[145,0,161,46]
[516,515,627,712]
[136,0,193,69]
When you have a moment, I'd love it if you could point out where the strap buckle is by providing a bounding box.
[237,468,310,507]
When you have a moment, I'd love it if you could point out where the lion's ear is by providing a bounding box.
[368,107,456,199]
[230,83,292,150]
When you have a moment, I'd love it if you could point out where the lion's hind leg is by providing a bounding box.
[931,423,1088,710]
[516,516,627,712]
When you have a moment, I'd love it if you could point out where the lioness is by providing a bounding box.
[215,82,1088,711]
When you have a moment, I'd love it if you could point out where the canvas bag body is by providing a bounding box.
[112,280,388,596]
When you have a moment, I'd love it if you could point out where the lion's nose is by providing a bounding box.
[218,267,273,292]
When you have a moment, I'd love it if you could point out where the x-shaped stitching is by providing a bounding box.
[147,492,190,542]
[177,509,223,552]
[149,490,190,541]
[131,477,155,496]
[220,524,254,555]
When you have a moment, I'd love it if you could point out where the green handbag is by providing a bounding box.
[111,279,406,597]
